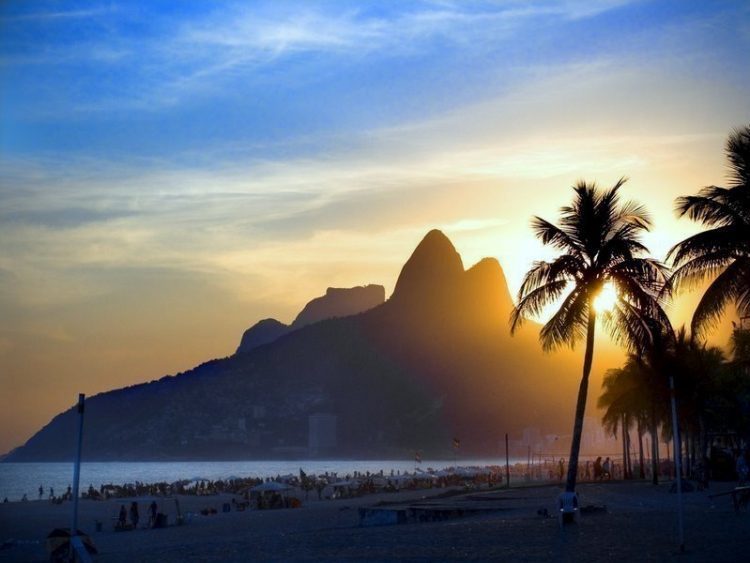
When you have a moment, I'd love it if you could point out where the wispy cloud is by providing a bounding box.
[0,7,113,22]
[0,53,736,315]
[1,1,641,112]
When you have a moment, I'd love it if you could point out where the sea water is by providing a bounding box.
[0,458,517,501]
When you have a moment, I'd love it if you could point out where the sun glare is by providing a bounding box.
[593,282,618,313]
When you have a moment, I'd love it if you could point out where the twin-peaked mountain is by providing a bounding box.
[7,230,582,461]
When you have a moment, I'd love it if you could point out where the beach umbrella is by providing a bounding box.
[329,480,359,488]
[249,481,292,493]
[45,528,97,561]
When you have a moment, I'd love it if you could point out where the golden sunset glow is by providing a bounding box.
[593,282,618,313]
[0,0,746,456]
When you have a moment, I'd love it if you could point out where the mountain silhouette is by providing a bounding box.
[6,230,582,461]
[237,285,385,354]
[390,229,465,306]
[237,318,290,353]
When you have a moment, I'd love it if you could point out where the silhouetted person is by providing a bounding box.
[38,485,43,499]
[130,501,139,529]
[49,487,54,499]
[737,450,749,485]
[118,505,127,528]
[698,456,710,490]
[149,501,158,527]
[602,457,611,480]
[558,459,565,481]
[593,457,602,480]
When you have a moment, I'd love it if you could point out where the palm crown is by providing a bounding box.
[667,125,750,336]
[510,178,669,351]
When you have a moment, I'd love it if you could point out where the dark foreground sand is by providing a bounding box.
[1,480,748,562]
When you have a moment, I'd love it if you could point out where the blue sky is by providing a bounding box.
[0,0,749,451]
[3,1,747,159]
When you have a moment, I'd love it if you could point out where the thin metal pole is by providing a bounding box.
[71,394,85,538]
[505,433,510,488]
[669,376,684,552]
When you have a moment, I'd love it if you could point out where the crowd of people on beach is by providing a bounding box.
[6,450,749,506]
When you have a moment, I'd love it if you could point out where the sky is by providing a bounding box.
[1,0,749,454]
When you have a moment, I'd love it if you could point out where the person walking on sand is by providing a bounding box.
[130,501,140,529]
[38,484,43,499]
[602,457,612,480]
[118,505,127,529]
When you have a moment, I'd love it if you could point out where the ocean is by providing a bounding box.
[0,458,517,501]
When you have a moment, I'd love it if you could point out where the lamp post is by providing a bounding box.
[669,376,684,552]
[70,394,86,559]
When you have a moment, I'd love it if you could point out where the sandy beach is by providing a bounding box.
[1,480,748,562]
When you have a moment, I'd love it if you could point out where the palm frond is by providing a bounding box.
[667,225,749,269]
[538,285,589,351]
[725,124,750,188]
[531,217,583,254]
[692,258,750,336]
[674,188,747,226]
[510,279,570,332]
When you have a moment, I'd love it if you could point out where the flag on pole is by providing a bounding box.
[453,438,460,450]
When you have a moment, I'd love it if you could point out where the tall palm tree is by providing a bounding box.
[511,178,670,493]
[667,124,750,337]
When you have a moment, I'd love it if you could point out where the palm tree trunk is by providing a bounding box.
[626,423,633,479]
[621,414,628,479]
[698,415,707,461]
[650,405,659,485]
[565,310,596,493]
[637,417,645,479]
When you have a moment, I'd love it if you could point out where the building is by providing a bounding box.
[308,413,337,455]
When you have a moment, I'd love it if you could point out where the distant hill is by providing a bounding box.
[5,230,582,461]
[237,285,385,354]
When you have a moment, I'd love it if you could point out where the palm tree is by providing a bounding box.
[598,363,651,479]
[598,367,634,478]
[667,124,750,337]
[511,178,670,493]
[646,326,726,478]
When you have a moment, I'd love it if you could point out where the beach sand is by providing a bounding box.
[1,480,747,562]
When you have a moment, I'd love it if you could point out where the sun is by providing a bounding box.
[593,282,618,313]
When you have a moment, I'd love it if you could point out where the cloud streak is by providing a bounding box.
[1,51,740,318]
[1,1,641,113]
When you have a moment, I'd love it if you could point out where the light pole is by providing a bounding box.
[69,394,87,561]
[669,376,684,552]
